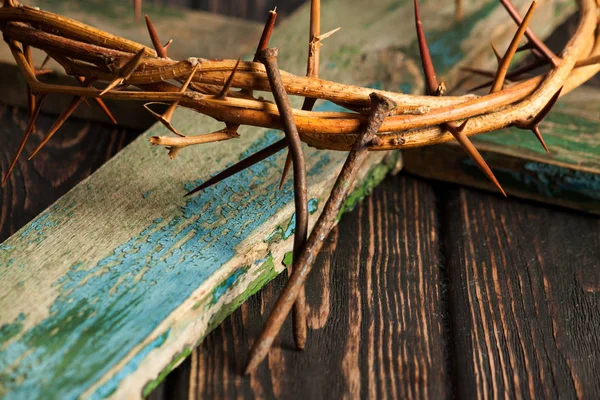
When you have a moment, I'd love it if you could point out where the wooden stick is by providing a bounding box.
[257,47,310,352]
[245,92,396,374]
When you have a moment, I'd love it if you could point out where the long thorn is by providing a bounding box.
[490,1,537,93]
[144,64,199,136]
[39,53,51,70]
[513,87,562,153]
[99,48,145,96]
[76,76,118,124]
[2,95,46,186]
[448,122,506,196]
[216,58,241,100]
[29,78,96,159]
[185,139,287,197]
[254,9,278,61]
[499,0,559,67]
[245,93,396,374]
[414,0,439,95]
[145,15,167,58]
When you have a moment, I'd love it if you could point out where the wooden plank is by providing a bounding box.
[404,86,600,214]
[404,12,599,214]
[0,106,141,243]
[183,174,448,399]
[441,186,600,398]
[0,0,572,398]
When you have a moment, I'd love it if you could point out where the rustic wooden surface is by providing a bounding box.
[3,104,599,398]
[404,15,600,214]
[150,178,600,399]
[0,0,593,398]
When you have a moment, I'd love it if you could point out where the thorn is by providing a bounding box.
[143,64,199,136]
[499,0,559,67]
[254,9,278,60]
[531,125,549,153]
[99,49,145,96]
[163,39,173,51]
[513,87,562,153]
[413,0,439,95]
[316,27,341,42]
[76,76,118,124]
[448,126,506,197]
[29,78,96,159]
[133,0,142,22]
[216,58,241,100]
[39,53,51,70]
[185,139,287,197]
[2,95,46,186]
[22,44,36,131]
[145,15,167,58]
[279,153,293,189]
[490,1,537,93]
[491,42,502,63]
[516,41,534,53]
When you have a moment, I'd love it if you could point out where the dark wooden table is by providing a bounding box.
[2,100,599,399]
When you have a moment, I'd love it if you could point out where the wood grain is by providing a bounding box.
[0,104,141,242]
[182,174,449,399]
[441,186,600,398]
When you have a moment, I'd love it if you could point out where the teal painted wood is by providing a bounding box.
[404,86,600,214]
[0,0,573,398]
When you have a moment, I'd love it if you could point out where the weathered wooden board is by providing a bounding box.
[0,0,574,398]
[404,11,599,214]
[186,175,449,399]
[442,186,600,398]
[404,86,600,213]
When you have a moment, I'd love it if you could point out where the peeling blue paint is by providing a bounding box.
[210,267,249,306]
[0,130,334,399]
[90,330,170,400]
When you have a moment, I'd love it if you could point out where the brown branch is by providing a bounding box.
[257,47,310,352]
[245,93,397,374]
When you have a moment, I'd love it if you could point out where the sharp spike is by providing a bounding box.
[316,27,341,42]
[531,126,549,153]
[39,53,51,70]
[499,0,559,66]
[145,15,167,58]
[163,39,173,51]
[490,1,537,93]
[278,153,293,189]
[216,58,241,100]
[75,76,118,124]
[2,95,46,186]
[29,95,86,160]
[143,64,199,136]
[99,49,145,96]
[186,139,287,197]
[449,127,506,197]
[490,42,502,63]
[414,0,439,95]
[530,87,562,126]
[254,9,278,60]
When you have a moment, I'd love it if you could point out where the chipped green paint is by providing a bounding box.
[0,313,25,348]
[282,251,293,268]
[265,198,320,244]
[338,152,400,219]
[473,105,600,170]
[209,266,250,306]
